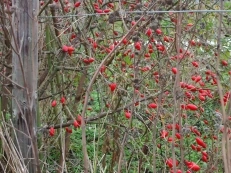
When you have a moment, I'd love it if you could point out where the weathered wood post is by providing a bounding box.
[12,0,40,172]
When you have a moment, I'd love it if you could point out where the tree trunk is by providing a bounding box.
[12,0,40,172]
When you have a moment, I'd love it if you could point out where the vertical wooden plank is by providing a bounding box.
[12,0,40,172]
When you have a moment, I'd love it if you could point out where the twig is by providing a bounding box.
[0,72,25,89]
[43,93,160,130]
[80,8,146,173]
[38,10,231,18]
[216,1,230,172]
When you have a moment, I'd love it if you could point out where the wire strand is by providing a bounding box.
[38,9,231,18]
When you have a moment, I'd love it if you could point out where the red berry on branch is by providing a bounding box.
[187,104,197,111]
[221,60,228,66]
[74,2,81,8]
[148,103,157,109]
[196,137,206,148]
[172,67,177,74]
[49,127,55,136]
[62,45,68,52]
[51,100,57,107]
[73,120,80,128]
[134,42,141,50]
[145,28,152,37]
[124,111,131,119]
[109,83,117,92]
[60,96,66,105]
[155,28,162,35]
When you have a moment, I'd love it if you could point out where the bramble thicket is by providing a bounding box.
[0,0,231,173]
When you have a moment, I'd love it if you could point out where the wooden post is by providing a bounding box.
[12,0,40,172]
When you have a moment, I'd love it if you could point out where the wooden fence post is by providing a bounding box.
[12,0,40,172]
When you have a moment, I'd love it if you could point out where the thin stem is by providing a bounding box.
[216,1,229,172]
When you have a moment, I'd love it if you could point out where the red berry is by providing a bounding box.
[166,158,179,168]
[70,33,76,39]
[93,3,99,9]
[172,67,177,74]
[60,96,66,104]
[68,50,74,56]
[221,60,228,66]
[131,21,136,26]
[68,46,74,52]
[95,9,103,13]
[88,57,95,63]
[155,28,162,35]
[175,133,181,139]
[191,144,197,151]
[109,83,117,92]
[186,84,196,91]
[189,40,196,46]
[160,130,168,138]
[163,36,172,42]
[191,75,196,81]
[51,100,57,107]
[192,61,199,67]
[156,44,165,52]
[196,137,206,148]
[145,28,152,37]
[148,43,153,49]
[49,127,55,136]
[149,49,154,53]
[64,6,70,13]
[134,42,141,50]
[168,137,173,142]
[196,145,202,151]
[166,124,173,130]
[188,162,200,171]
[187,104,197,111]
[107,3,114,9]
[148,103,157,109]
[62,45,68,52]
[92,41,97,49]
[201,151,208,157]
[73,120,80,128]
[122,38,128,45]
[201,155,208,162]
[191,127,201,136]
[199,94,206,101]
[113,31,118,36]
[194,75,202,83]
[100,65,106,73]
[74,1,81,8]
[65,127,72,133]
[125,111,131,119]
[83,57,95,64]
[170,170,182,173]
[104,9,111,13]
[83,59,89,64]
[77,115,82,125]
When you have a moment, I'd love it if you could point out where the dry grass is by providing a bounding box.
[0,114,29,173]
